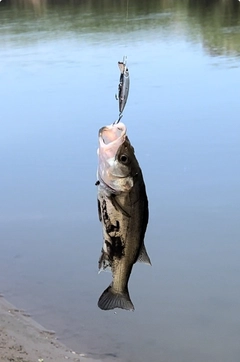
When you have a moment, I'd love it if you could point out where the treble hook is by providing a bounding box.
[112,113,123,125]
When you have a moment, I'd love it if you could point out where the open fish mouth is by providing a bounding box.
[97,121,133,192]
[99,122,126,148]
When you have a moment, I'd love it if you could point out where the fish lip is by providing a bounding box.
[99,122,126,147]
[98,176,119,194]
[99,174,131,190]
[99,173,133,193]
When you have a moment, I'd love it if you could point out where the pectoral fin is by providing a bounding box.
[137,243,151,265]
[110,195,130,218]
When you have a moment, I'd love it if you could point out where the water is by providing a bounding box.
[1,1,240,361]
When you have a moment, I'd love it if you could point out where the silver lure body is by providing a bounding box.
[117,60,130,115]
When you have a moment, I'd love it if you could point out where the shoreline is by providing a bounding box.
[0,295,102,362]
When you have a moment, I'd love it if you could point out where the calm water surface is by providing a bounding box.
[1,1,240,361]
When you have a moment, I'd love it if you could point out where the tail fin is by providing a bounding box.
[98,285,134,311]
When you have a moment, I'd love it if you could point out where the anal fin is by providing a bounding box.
[98,250,111,273]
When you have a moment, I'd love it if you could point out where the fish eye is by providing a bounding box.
[119,154,128,164]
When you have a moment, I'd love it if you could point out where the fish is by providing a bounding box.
[96,122,151,311]
[117,59,130,115]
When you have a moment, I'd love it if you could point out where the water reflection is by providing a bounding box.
[1,0,240,56]
[14,0,47,12]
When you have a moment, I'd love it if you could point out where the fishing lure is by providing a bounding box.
[115,56,130,123]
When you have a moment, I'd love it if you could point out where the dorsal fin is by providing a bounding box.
[137,243,151,265]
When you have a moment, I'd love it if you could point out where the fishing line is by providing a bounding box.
[113,0,130,125]
[126,0,129,28]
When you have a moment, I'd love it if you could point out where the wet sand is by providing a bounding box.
[0,295,102,362]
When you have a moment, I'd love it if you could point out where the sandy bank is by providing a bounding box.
[0,295,102,362]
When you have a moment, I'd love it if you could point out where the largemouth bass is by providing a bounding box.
[96,122,151,311]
